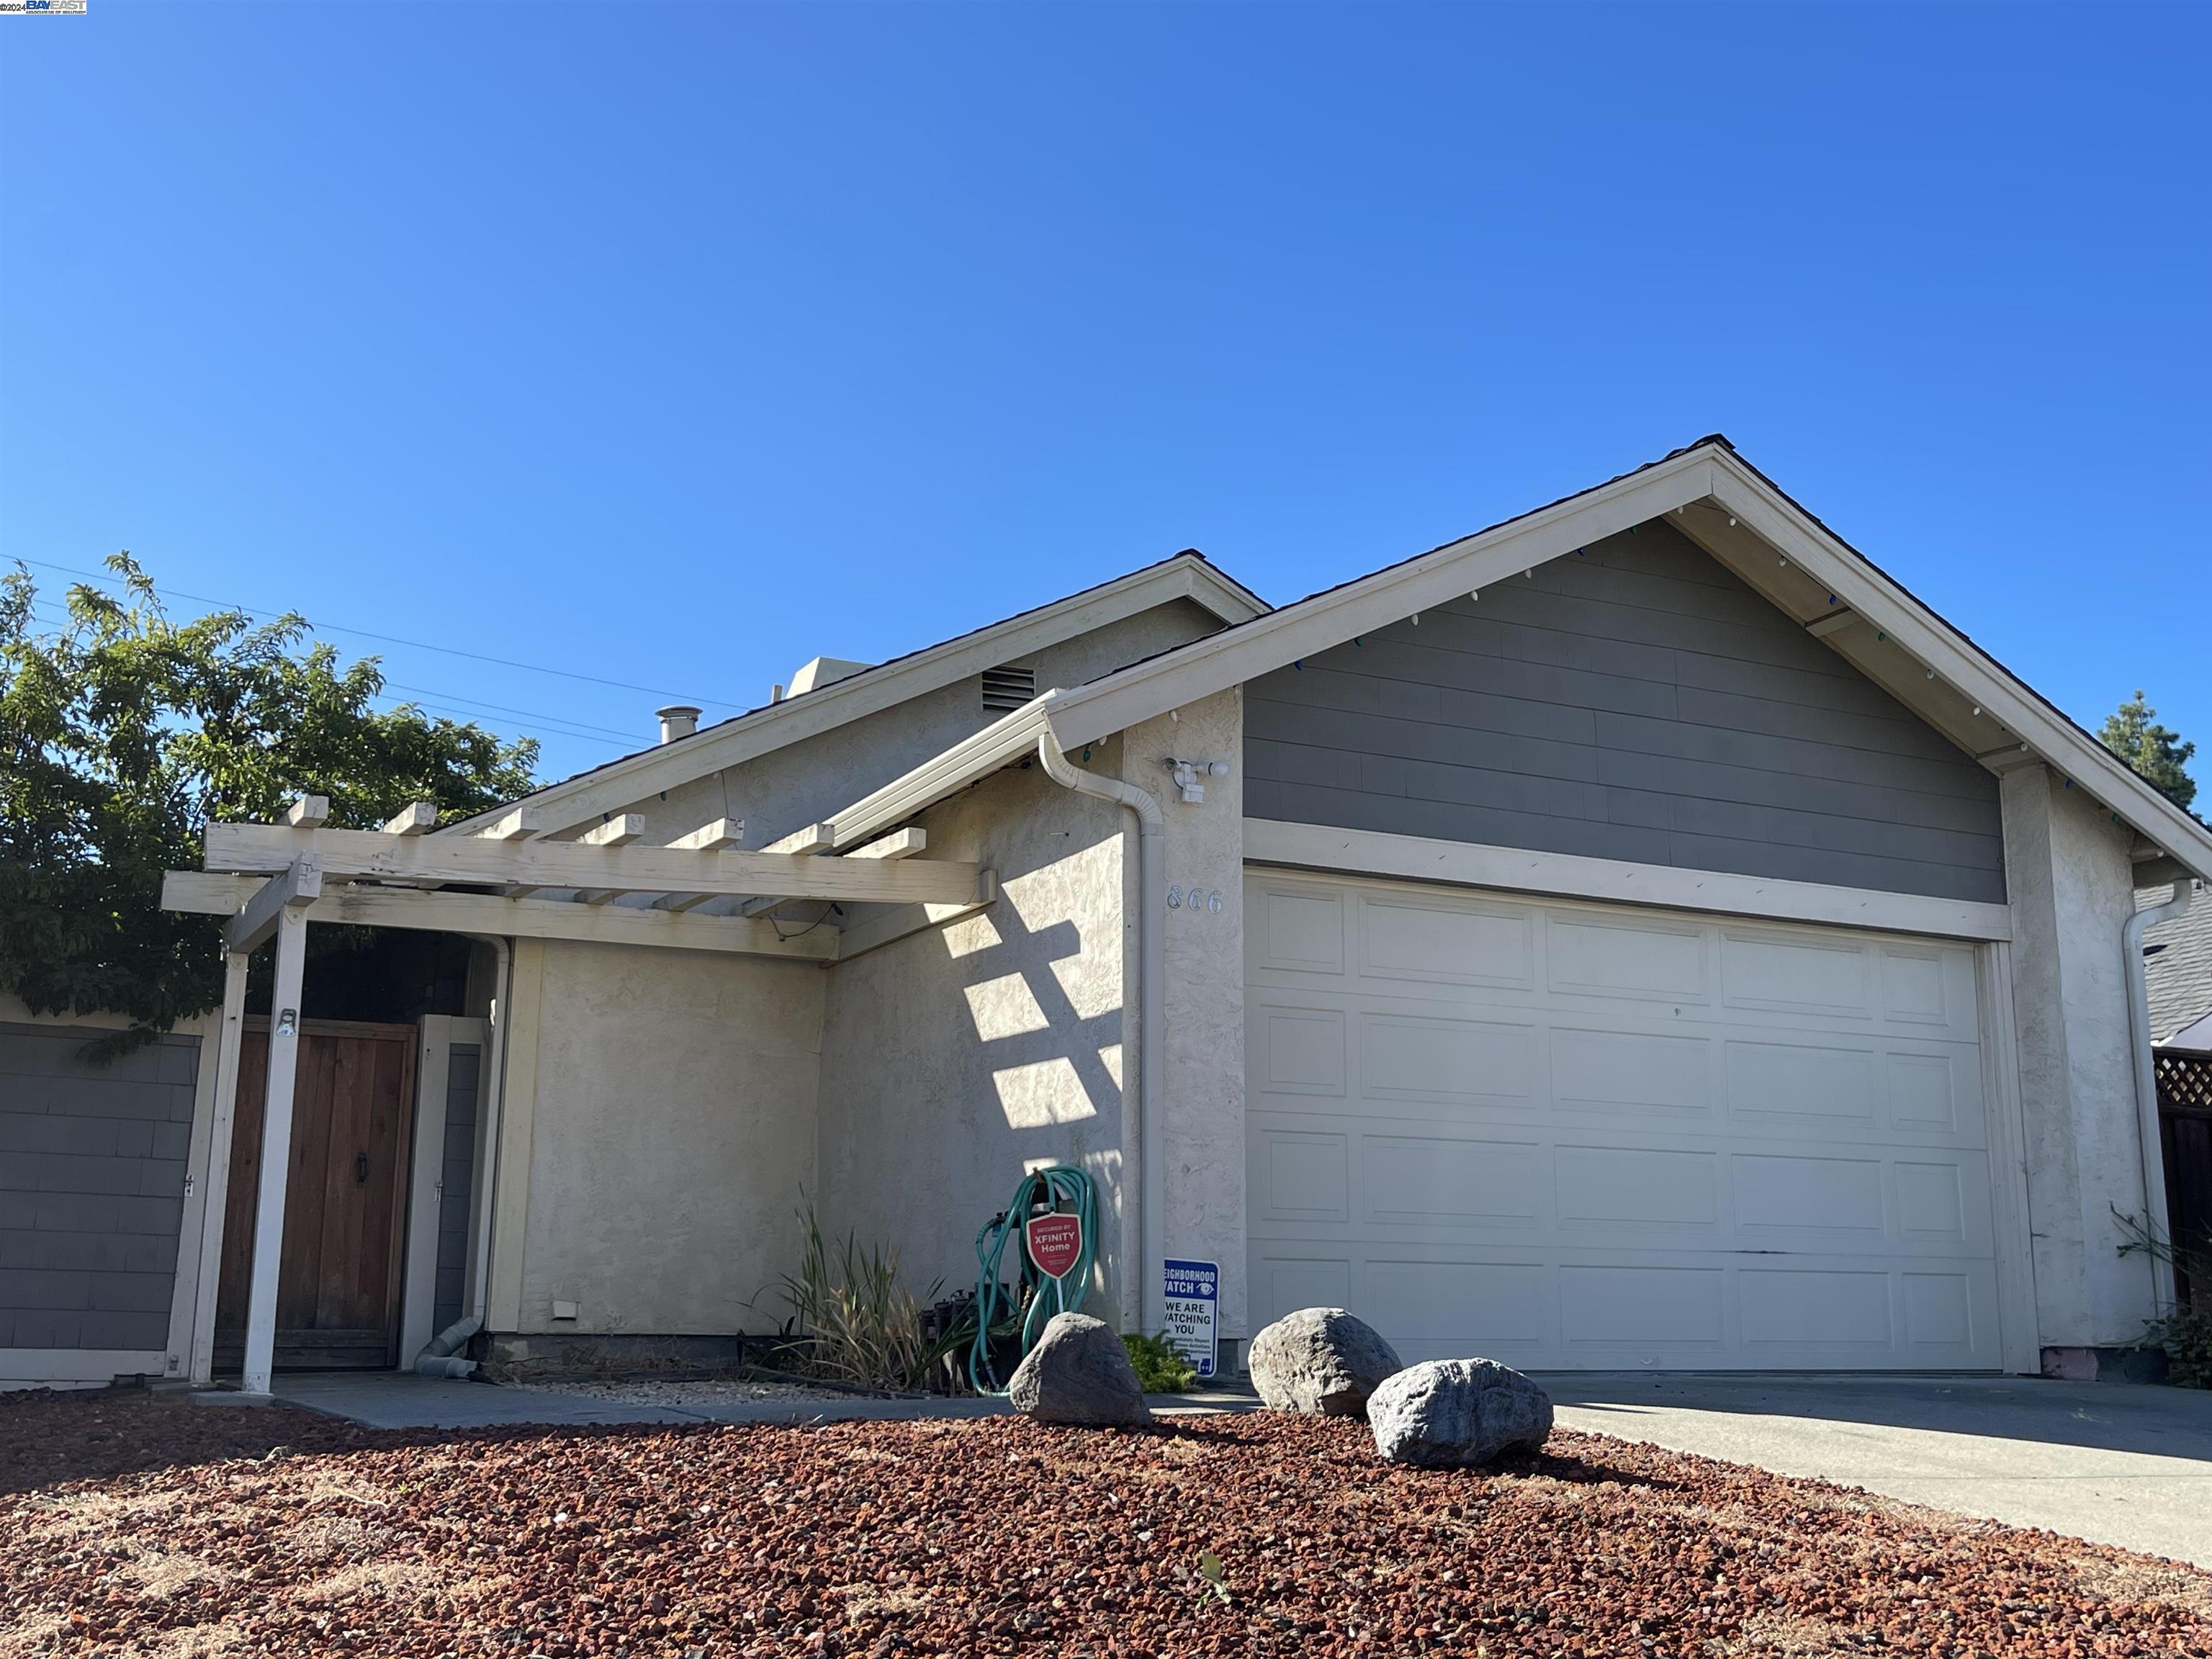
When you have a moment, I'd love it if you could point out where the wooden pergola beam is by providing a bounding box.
[163,871,842,961]
[202,823,987,905]
[224,855,323,953]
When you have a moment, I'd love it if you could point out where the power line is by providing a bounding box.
[20,595,647,748]
[369,691,633,752]
[10,556,745,709]
[379,680,646,744]
[21,596,641,753]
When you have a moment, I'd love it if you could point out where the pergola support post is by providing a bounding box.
[240,906,309,1397]
[187,950,251,1386]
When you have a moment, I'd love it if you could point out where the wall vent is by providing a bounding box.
[981,665,1037,713]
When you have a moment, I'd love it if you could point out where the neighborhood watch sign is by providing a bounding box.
[1161,1259,1218,1379]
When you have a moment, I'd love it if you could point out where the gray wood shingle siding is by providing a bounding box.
[1244,519,2007,904]
[0,1023,197,1352]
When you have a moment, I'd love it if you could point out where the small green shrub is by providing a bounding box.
[2144,1305,2212,1389]
[2114,1205,2212,1389]
[1123,1331,1197,1393]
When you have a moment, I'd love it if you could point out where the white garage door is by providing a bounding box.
[1245,871,2004,1371]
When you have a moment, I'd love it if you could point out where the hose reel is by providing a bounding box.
[967,1163,1098,1393]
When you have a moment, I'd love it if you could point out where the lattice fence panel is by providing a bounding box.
[2156,1048,2212,1114]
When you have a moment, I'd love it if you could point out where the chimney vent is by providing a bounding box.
[656,704,701,745]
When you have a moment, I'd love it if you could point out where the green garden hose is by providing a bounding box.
[968,1163,1098,1393]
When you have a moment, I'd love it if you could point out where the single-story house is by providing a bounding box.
[10,436,2206,1392]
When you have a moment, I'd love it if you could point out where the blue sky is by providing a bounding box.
[3,3,2206,785]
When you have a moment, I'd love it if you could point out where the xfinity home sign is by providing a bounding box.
[1161,1258,1218,1379]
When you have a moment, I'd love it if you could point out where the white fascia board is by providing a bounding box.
[814,698,1056,851]
[1043,448,1722,750]
[1246,819,2014,942]
[446,554,1267,840]
[1704,452,2212,881]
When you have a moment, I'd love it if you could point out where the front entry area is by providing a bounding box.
[215,1019,417,1372]
[1244,870,2007,1370]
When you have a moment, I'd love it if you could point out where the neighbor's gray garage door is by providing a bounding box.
[1244,872,2002,1371]
[0,1022,197,1359]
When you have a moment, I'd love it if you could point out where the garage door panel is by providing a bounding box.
[1364,1259,1548,1348]
[1363,1134,1542,1224]
[1246,1247,2002,1369]
[1724,1038,1879,1125]
[1249,1128,1349,1223]
[1251,1111,1995,1258]
[1254,885,1347,976]
[1555,1146,1719,1231]
[1545,913,1708,1002]
[1719,930,1875,1019]
[1550,1027,1713,1119]
[1357,894,1534,989]
[1250,1004,1346,1096]
[1253,1254,1353,1320]
[1361,1012,1537,1106]
[1247,871,2003,1371]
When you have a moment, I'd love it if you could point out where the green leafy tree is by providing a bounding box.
[2101,690,2197,812]
[1,554,538,1052]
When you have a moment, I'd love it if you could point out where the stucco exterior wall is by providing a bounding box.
[1118,688,1249,1339]
[614,600,1223,855]
[2001,765,2159,1352]
[507,940,825,1335]
[816,756,1130,1323]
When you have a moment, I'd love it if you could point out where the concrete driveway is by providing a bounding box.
[1545,1373,2212,1568]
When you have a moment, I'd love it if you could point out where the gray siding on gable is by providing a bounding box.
[432,1043,480,1336]
[0,1022,199,1353]
[1244,520,2006,904]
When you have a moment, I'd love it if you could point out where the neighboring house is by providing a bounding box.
[12,436,2207,1391]
[2144,894,2212,1051]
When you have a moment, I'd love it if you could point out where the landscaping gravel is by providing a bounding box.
[4,1388,2209,1658]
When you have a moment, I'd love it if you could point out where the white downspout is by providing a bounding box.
[2125,876,2193,1318]
[1038,734,1168,1338]
[465,935,513,1328]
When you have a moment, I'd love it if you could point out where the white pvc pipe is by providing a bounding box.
[1038,734,1169,1336]
[2124,876,2193,1317]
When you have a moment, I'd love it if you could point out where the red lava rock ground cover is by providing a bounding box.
[4,1390,2210,1658]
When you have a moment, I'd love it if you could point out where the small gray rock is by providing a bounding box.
[1248,1307,1402,1418]
[1368,1358,1552,1467]
[1007,1313,1152,1426]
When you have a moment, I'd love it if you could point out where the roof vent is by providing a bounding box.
[788,656,873,698]
[656,704,701,745]
[981,664,1036,714]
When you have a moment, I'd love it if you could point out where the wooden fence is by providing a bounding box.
[2157,1048,2212,1307]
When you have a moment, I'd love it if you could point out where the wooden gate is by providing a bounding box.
[215,1019,418,1371]
[2157,1048,2212,1308]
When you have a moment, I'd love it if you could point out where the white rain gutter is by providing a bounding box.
[2124,877,2193,1317]
[1037,735,1168,1337]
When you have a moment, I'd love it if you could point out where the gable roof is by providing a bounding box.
[2144,891,2212,1044]
[444,549,1267,838]
[824,437,2212,882]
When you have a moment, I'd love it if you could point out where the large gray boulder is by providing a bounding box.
[1368,1358,1552,1467]
[1007,1314,1152,1426]
[1249,1307,1402,1418]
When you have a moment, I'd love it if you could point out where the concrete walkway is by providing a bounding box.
[243,1372,1252,1431]
[1545,1372,2212,1568]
